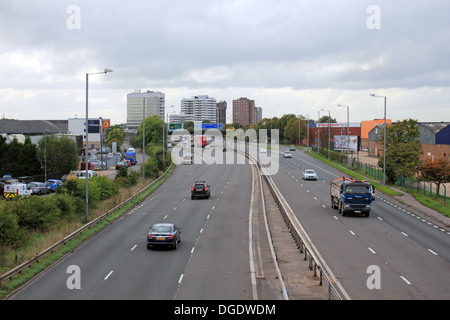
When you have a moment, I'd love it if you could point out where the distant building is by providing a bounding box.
[127,90,165,129]
[361,119,392,148]
[216,101,227,124]
[232,97,260,126]
[181,95,217,123]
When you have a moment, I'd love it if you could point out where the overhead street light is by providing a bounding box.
[321,108,331,160]
[85,68,113,222]
[337,104,350,168]
[370,94,387,185]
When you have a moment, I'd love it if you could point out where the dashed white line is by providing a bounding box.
[178,274,184,284]
[131,244,137,250]
[401,232,409,237]
[368,247,376,254]
[400,276,411,285]
[104,271,113,280]
[428,249,438,256]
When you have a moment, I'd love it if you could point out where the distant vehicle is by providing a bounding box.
[183,153,192,165]
[196,135,207,148]
[45,179,63,191]
[3,183,32,198]
[78,170,97,179]
[125,149,137,165]
[330,177,372,217]
[191,180,210,199]
[116,160,128,169]
[289,146,296,151]
[28,182,50,195]
[284,151,292,158]
[302,169,318,180]
[91,160,106,170]
[260,148,267,153]
[147,223,181,249]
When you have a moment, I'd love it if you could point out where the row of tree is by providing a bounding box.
[0,135,79,179]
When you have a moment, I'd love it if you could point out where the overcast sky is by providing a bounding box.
[0,0,449,125]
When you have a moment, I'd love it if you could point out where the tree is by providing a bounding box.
[418,157,450,198]
[37,135,79,174]
[132,115,163,150]
[106,126,124,149]
[378,119,422,183]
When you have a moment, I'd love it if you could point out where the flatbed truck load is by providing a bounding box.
[330,177,372,217]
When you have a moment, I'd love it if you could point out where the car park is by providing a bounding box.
[147,223,181,249]
[302,169,318,180]
[45,179,63,191]
[284,151,292,158]
[191,180,210,199]
[28,182,51,195]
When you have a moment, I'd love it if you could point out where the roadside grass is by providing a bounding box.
[0,164,174,299]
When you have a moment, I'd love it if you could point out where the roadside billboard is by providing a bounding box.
[334,135,358,152]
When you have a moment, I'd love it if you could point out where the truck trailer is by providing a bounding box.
[330,177,372,217]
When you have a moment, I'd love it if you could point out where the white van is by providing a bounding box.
[79,170,97,179]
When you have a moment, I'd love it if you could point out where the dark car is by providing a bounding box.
[191,180,210,199]
[147,223,181,249]
[28,182,51,195]
[45,179,63,192]
[289,146,296,151]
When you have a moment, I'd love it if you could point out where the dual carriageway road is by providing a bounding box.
[8,145,450,300]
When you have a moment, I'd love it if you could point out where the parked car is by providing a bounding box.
[147,223,181,249]
[191,180,211,199]
[284,151,292,158]
[91,159,106,170]
[45,179,63,191]
[78,170,97,179]
[302,169,318,180]
[28,182,51,195]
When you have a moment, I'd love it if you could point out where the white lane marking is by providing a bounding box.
[131,244,137,251]
[104,271,113,280]
[368,247,376,254]
[178,274,184,284]
[400,276,411,285]
[428,249,438,256]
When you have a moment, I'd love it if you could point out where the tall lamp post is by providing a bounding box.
[370,94,387,185]
[337,104,349,168]
[321,108,331,160]
[85,68,113,222]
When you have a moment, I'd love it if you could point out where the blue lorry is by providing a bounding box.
[125,148,137,165]
[330,177,373,217]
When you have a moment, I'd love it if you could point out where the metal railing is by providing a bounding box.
[0,164,173,288]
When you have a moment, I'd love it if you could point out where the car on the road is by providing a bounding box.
[28,182,51,195]
[260,148,267,153]
[289,146,296,151]
[45,179,63,191]
[284,151,292,158]
[191,180,210,199]
[302,169,318,180]
[115,160,128,169]
[147,223,181,249]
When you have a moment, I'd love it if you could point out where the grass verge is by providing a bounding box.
[0,164,174,299]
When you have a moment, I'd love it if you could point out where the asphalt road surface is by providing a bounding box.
[274,147,450,300]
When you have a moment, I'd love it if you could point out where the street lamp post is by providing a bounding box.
[321,108,331,160]
[370,94,387,185]
[85,68,113,223]
[337,104,350,168]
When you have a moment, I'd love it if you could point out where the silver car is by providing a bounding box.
[284,151,292,158]
[303,169,318,180]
